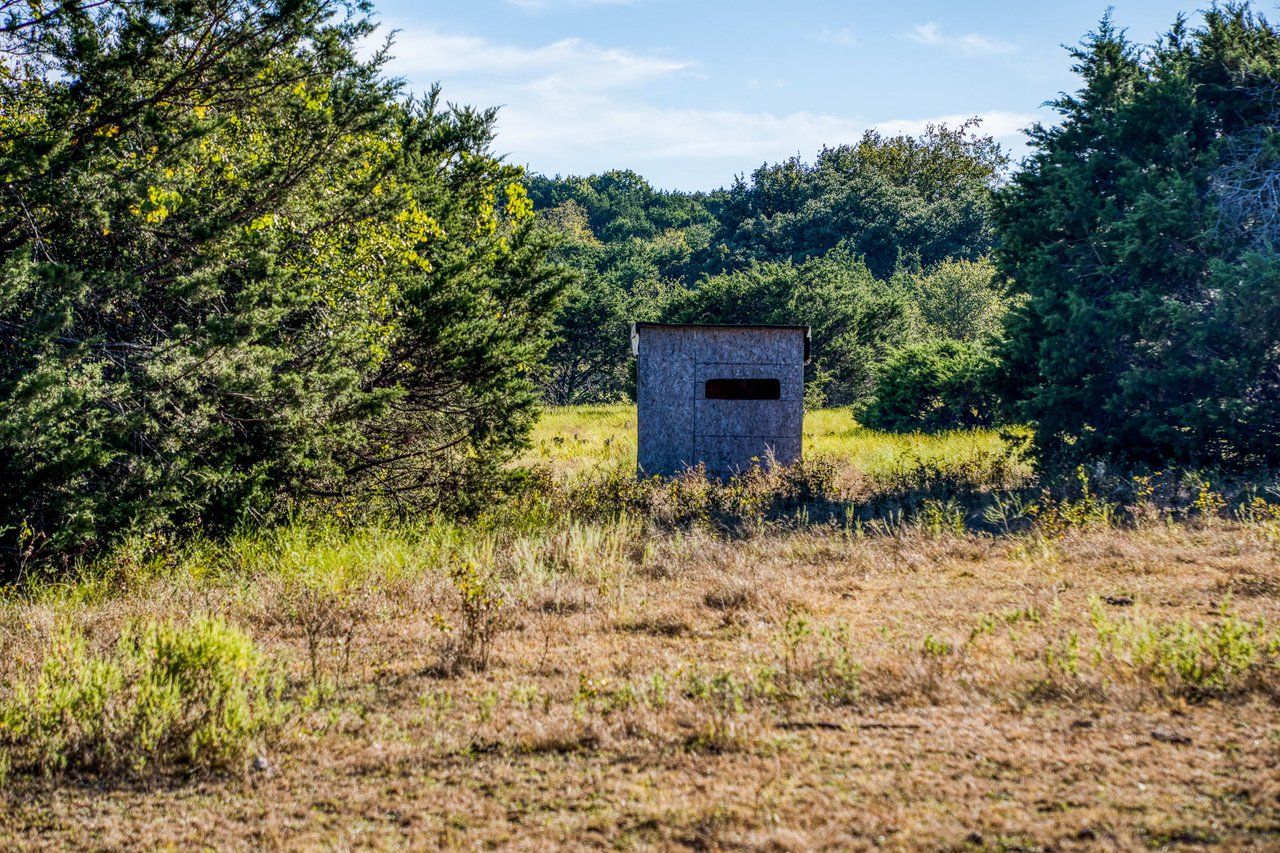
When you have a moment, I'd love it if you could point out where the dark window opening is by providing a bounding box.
[705,378,781,400]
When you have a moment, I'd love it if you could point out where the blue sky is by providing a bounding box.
[370,0,1225,190]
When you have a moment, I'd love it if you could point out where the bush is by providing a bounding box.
[860,340,998,432]
[0,617,281,777]
[437,557,511,674]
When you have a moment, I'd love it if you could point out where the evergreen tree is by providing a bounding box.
[996,6,1280,467]
[0,0,567,568]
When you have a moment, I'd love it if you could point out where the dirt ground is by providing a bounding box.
[3,522,1279,851]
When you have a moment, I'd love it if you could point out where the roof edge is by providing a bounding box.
[630,322,811,363]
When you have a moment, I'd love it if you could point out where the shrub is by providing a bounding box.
[437,557,511,674]
[860,340,998,432]
[0,617,281,777]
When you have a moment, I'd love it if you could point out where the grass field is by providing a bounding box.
[521,404,1027,484]
[2,407,1279,850]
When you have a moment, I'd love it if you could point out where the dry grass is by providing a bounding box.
[2,408,1277,849]
[3,516,1279,850]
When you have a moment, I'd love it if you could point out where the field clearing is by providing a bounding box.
[521,404,1027,485]
[2,408,1279,851]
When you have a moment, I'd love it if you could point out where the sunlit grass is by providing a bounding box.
[519,403,638,476]
[7,405,1280,849]
[523,403,1030,485]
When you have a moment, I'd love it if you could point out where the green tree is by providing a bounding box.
[0,0,567,569]
[908,256,1007,342]
[996,6,1280,467]
[528,179,713,405]
[713,122,1008,279]
[662,252,915,406]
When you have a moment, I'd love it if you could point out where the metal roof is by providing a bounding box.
[630,322,811,362]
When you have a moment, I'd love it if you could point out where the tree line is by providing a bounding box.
[528,121,1007,412]
[2,0,1278,571]
[533,5,1280,473]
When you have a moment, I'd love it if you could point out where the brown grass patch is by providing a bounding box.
[3,521,1280,849]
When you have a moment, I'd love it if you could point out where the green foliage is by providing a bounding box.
[916,498,967,536]
[529,175,712,405]
[906,256,1007,342]
[526,123,1008,407]
[921,634,954,657]
[812,623,862,705]
[662,252,915,405]
[1089,598,1280,697]
[684,669,749,751]
[527,170,718,250]
[996,6,1280,468]
[715,121,1008,279]
[438,557,510,673]
[0,617,281,776]
[538,271,633,405]
[1026,466,1117,539]
[860,339,999,432]
[0,0,569,570]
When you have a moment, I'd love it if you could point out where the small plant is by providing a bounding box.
[917,498,966,536]
[1027,466,1116,539]
[813,622,861,705]
[648,670,670,708]
[438,557,510,673]
[268,529,380,693]
[982,492,1035,534]
[685,670,748,752]
[1236,495,1280,524]
[1236,496,1280,546]
[0,617,281,777]
[1129,471,1169,524]
[6,518,47,582]
[1089,597,1279,697]
[1192,480,1228,523]
[922,634,953,657]
[285,582,368,692]
[774,607,812,691]
[1042,631,1082,680]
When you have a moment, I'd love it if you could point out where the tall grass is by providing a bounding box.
[3,405,1278,787]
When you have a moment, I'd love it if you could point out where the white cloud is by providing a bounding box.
[816,26,860,48]
[489,95,1035,187]
[385,29,689,94]
[379,28,1035,189]
[907,22,1016,56]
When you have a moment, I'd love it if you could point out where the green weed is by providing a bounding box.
[438,557,510,674]
[0,617,281,777]
[1089,598,1280,697]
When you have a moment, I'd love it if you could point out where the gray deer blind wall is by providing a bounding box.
[631,323,810,477]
